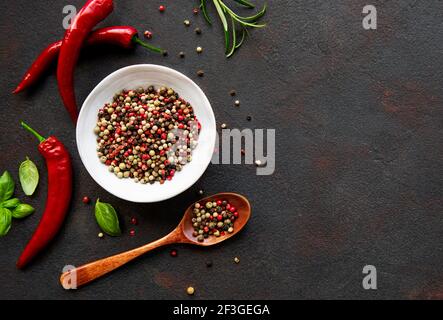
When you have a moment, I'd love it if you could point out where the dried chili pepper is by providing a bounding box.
[17,122,73,269]
[13,26,162,94]
[57,0,114,123]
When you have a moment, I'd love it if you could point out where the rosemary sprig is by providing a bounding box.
[200,0,267,57]
[234,0,255,9]
[200,0,212,25]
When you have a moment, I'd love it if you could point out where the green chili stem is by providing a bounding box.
[21,121,46,143]
[132,36,164,54]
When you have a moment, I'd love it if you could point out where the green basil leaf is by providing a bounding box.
[0,171,15,202]
[12,203,35,219]
[95,199,121,236]
[19,157,39,196]
[1,198,20,209]
[0,207,12,236]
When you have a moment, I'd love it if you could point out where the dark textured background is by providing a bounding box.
[0,0,442,300]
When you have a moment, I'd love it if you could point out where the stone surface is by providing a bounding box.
[0,0,442,299]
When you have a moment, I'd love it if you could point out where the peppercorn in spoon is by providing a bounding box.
[60,193,251,289]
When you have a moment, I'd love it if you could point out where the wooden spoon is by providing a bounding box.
[60,193,251,289]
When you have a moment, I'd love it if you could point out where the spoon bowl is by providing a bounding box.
[60,193,251,289]
[180,192,251,246]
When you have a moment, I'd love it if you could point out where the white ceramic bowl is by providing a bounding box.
[76,64,216,203]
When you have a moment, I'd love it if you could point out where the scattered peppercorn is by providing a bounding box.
[143,30,153,39]
[187,286,195,295]
[184,19,191,26]
[162,50,169,57]
[221,123,227,129]
[191,200,238,242]
[246,116,252,121]
[198,189,204,195]
[241,149,245,155]
[94,86,201,185]
[193,8,199,15]
[196,46,203,54]
[234,257,240,264]
[234,100,240,107]
[98,232,104,238]
[255,160,262,167]
[197,70,204,77]
[159,5,165,12]
[130,217,138,225]
[230,90,236,96]
[82,196,90,204]
[179,51,185,58]
[129,229,136,237]
[170,249,178,257]
[195,27,202,35]
[206,261,213,268]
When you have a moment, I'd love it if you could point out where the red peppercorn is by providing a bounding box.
[234,212,239,218]
[170,249,178,257]
[159,5,165,12]
[217,215,223,221]
[229,206,236,213]
[226,203,231,210]
[82,196,90,204]
[130,217,138,225]
[216,200,222,206]
[129,230,136,236]
[143,30,153,39]
[204,226,209,233]
[193,8,199,15]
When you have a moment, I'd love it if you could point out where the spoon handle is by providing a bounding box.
[60,232,177,289]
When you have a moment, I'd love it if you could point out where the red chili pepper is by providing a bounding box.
[13,26,162,94]
[17,122,73,269]
[57,0,114,123]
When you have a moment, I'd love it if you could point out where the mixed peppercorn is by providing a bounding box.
[191,200,238,242]
[94,86,200,184]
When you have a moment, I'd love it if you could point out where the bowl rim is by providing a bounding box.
[76,64,216,203]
